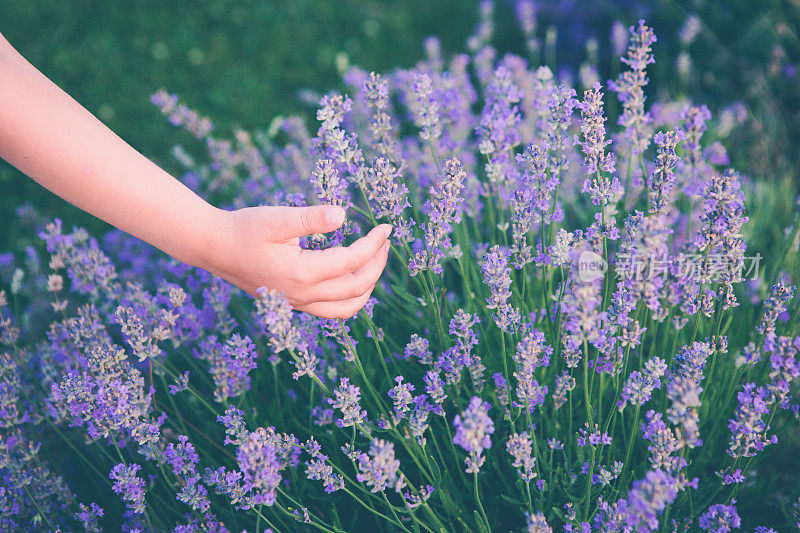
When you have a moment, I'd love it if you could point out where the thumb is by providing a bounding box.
[273,204,346,240]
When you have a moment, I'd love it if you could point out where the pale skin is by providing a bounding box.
[0,33,391,319]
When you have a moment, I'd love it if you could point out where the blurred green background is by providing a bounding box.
[1,0,799,251]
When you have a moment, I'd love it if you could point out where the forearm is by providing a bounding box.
[0,34,223,270]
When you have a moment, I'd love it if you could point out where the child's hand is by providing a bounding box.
[207,204,392,319]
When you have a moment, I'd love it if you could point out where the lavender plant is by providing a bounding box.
[1,7,800,533]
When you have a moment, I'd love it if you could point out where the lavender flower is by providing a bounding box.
[453,397,495,473]
[356,439,405,493]
[328,377,367,428]
[620,469,682,532]
[544,85,578,180]
[481,245,521,332]
[388,376,415,424]
[552,371,575,409]
[695,169,748,284]
[666,375,703,448]
[727,383,777,458]
[305,454,345,494]
[576,82,619,206]
[699,502,741,532]
[362,71,398,160]
[311,158,348,207]
[75,502,104,532]
[405,334,433,364]
[235,428,283,507]
[409,158,467,276]
[412,73,441,142]
[618,357,666,410]
[648,130,685,214]
[110,463,146,514]
[577,423,612,447]
[506,432,537,481]
[255,288,300,354]
[424,370,446,412]
[525,511,552,533]
[477,66,523,189]
[513,141,555,267]
[609,20,657,155]
[757,279,795,335]
[363,158,414,241]
[512,326,551,413]
[448,309,483,389]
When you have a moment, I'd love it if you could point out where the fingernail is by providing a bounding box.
[384,225,393,239]
[326,206,346,226]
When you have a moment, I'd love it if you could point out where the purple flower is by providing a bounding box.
[493,372,510,406]
[512,326,551,413]
[328,377,367,428]
[235,428,283,507]
[695,169,748,284]
[453,396,495,473]
[477,66,523,189]
[577,423,612,447]
[699,502,741,532]
[363,158,414,241]
[609,20,656,156]
[727,382,777,458]
[618,356,666,410]
[622,469,683,532]
[305,454,345,494]
[255,288,300,355]
[412,73,441,142]
[388,376,416,423]
[506,432,537,481]
[641,411,683,470]
[481,245,521,332]
[552,371,575,410]
[648,130,685,214]
[405,334,433,364]
[311,158,348,207]
[722,468,744,485]
[75,502,104,532]
[576,82,619,206]
[512,141,555,267]
[666,375,703,448]
[757,279,795,335]
[362,71,398,161]
[356,439,405,493]
[544,85,579,180]
[110,463,146,514]
[448,309,484,389]
[151,89,214,138]
[409,158,467,276]
[164,435,211,512]
[424,370,446,412]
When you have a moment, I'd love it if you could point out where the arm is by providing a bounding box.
[0,33,391,319]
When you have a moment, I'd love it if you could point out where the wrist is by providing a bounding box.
[189,204,234,275]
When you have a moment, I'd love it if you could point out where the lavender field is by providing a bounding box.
[1,1,800,531]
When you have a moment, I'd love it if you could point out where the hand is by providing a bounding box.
[207,204,392,319]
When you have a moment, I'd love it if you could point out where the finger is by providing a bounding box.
[300,224,392,283]
[269,205,346,241]
[308,241,390,302]
[296,287,374,319]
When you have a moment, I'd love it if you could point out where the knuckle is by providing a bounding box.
[299,209,316,234]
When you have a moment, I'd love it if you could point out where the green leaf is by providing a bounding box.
[474,510,491,533]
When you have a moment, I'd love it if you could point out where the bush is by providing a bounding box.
[1,3,799,531]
